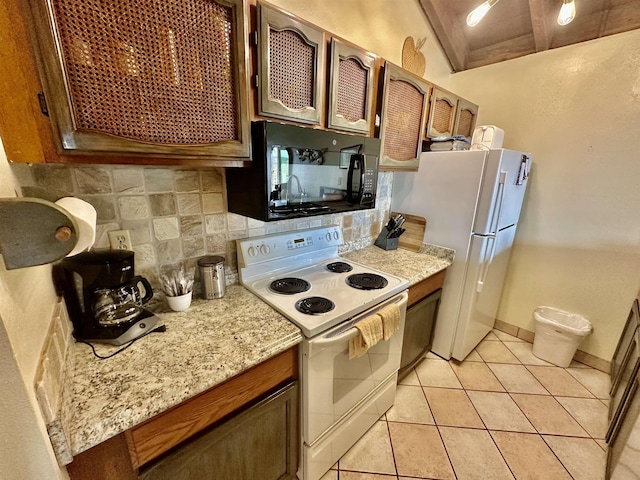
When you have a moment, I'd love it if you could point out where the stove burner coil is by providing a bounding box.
[269,277,311,295]
[295,296,335,315]
[326,261,353,273]
[346,273,389,290]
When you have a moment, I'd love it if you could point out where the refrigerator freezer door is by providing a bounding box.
[392,150,487,252]
[473,149,530,235]
[451,226,517,361]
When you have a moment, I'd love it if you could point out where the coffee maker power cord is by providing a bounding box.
[79,325,167,360]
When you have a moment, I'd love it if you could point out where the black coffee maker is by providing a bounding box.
[55,250,159,345]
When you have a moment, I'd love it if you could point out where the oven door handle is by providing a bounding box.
[313,326,361,346]
[311,291,409,348]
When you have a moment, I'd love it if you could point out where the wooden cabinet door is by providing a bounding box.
[378,62,431,171]
[327,39,376,135]
[257,2,325,125]
[426,88,458,139]
[454,99,479,139]
[139,382,299,480]
[25,0,250,160]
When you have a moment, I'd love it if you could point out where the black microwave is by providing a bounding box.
[226,121,381,222]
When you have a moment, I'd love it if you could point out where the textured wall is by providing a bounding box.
[449,30,640,360]
[0,141,68,479]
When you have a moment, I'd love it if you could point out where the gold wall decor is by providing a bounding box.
[401,36,426,77]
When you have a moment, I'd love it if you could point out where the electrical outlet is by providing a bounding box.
[108,230,132,251]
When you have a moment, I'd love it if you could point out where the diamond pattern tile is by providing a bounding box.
[329,329,609,479]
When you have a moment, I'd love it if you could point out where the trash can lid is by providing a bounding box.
[534,306,592,336]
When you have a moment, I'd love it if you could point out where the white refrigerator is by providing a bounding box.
[391,149,531,361]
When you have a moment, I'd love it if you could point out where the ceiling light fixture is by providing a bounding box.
[557,0,576,25]
[466,0,500,27]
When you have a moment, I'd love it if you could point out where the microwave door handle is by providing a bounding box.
[347,154,364,203]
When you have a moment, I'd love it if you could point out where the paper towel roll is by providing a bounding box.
[55,197,97,256]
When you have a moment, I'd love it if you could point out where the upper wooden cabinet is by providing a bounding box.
[453,98,479,139]
[256,2,325,125]
[18,0,251,163]
[425,88,457,139]
[425,90,479,141]
[327,39,376,135]
[378,62,431,171]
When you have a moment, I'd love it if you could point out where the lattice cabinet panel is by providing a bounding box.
[257,2,325,125]
[327,39,376,135]
[425,88,458,139]
[378,63,431,171]
[454,99,479,139]
[27,0,250,159]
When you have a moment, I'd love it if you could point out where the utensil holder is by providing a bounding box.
[374,228,398,251]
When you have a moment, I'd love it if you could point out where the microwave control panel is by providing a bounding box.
[361,168,376,203]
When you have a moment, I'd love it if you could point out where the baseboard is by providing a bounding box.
[493,319,611,373]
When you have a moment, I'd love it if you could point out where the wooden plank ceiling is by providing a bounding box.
[417,0,640,71]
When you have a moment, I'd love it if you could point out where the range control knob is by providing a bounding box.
[260,244,270,255]
[333,230,339,240]
[325,232,332,242]
[247,246,258,257]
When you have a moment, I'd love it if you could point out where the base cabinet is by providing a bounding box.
[139,382,298,480]
[607,292,640,478]
[66,347,298,480]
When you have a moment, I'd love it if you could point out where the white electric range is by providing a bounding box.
[237,227,409,480]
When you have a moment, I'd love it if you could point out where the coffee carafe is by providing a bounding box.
[55,250,159,345]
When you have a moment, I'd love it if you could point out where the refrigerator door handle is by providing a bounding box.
[489,171,508,234]
[476,233,498,293]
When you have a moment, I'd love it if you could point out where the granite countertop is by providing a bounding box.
[341,244,454,286]
[54,244,454,464]
[58,285,302,460]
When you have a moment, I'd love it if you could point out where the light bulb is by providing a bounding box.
[557,0,576,25]
[466,0,500,27]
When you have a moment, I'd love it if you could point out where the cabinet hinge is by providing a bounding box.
[37,92,49,116]
[253,74,259,88]
[251,31,258,46]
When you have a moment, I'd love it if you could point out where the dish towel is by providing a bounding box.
[379,303,401,340]
[349,313,383,359]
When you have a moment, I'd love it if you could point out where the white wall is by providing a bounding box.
[449,30,640,360]
[0,139,69,479]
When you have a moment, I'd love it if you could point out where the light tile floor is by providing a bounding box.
[320,329,611,480]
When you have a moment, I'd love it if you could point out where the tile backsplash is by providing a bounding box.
[12,163,393,303]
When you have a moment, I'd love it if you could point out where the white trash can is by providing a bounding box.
[532,306,592,367]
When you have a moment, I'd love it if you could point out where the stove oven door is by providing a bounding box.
[302,291,408,445]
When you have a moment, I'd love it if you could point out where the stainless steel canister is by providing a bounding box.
[198,255,226,299]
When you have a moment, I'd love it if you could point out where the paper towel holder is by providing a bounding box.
[0,197,79,270]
